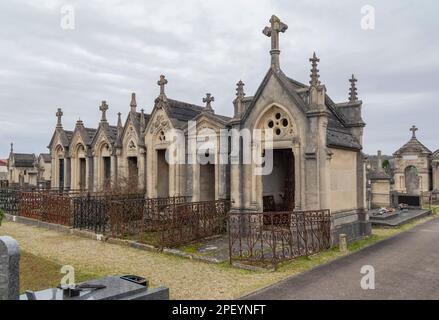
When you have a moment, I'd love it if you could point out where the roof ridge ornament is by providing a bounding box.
[140,108,146,132]
[349,74,358,102]
[157,75,168,100]
[130,93,137,113]
[233,80,245,119]
[100,100,109,122]
[377,150,383,172]
[235,80,245,100]
[203,93,215,113]
[410,125,418,139]
[56,108,63,128]
[263,15,288,71]
[309,52,321,87]
[76,118,84,127]
[117,112,122,128]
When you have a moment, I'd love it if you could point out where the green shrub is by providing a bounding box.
[0,209,4,226]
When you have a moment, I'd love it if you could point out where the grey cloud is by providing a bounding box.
[0,0,438,158]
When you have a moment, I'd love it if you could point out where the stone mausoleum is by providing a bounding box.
[367,125,439,209]
[48,15,370,242]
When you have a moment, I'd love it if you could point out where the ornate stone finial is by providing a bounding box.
[130,93,137,113]
[233,80,246,119]
[309,52,321,87]
[117,112,122,128]
[99,100,109,122]
[203,93,215,113]
[10,142,13,154]
[157,75,168,97]
[76,118,84,127]
[377,150,383,172]
[116,112,123,145]
[140,108,146,132]
[56,108,63,128]
[410,125,418,138]
[349,74,358,102]
[236,80,245,100]
[263,15,288,70]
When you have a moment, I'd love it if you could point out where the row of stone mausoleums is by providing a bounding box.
[48,15,370,242]
[367,126,439,208]
[5,144,51,188]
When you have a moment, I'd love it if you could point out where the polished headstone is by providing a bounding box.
[0,236,20,300]
[20,275,169,300]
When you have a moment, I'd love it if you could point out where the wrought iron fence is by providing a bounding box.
[228,209,331,267]
[73,194,188,237]
[160,200,231,248]
[19,191,72,226]
[0,188,20,214]
[1,186,231,250]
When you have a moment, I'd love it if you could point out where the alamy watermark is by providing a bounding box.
[163,122,275,176]
[361,5,375,30]
[360,265,375,290]
[60,5,75,30]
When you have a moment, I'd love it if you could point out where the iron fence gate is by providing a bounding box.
[228,210,331,267]
[73,194,112,234]
[160,200,231,248]
[0,188,20,214]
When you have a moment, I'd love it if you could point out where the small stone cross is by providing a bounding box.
[158,75,168,96]
[263,15,288,52]
[410,125,418,138]
[56,108,63,127]
[203,93,215,112]
[100,101,108,122]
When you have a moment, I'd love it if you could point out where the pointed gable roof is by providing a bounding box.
[91,123,118,148]
[48,127,73,150]
[120,110,151,148]
[69,121,97,149]
[394,136,432,156]
[239,66,362,150]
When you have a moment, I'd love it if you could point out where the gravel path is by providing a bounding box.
[0,221,296,299]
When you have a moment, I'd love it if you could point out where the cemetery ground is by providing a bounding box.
[1,207,438,299]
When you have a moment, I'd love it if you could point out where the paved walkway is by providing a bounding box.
[244,217,439,299]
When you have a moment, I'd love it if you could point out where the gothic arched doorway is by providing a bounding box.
[405,165,420,195]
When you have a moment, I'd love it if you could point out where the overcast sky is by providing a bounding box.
[0,0,438,159]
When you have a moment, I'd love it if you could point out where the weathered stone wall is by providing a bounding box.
[329,148,358,212]
[371,179,391,208]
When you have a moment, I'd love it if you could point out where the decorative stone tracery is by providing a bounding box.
[258,106,295,139]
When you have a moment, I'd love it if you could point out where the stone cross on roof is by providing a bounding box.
[410,125,418,138]
[236,80,245,100]
[100,100,108,122]
[263,15,288,70]
[158,75,168,97]
[203,93,215,112]
[349,74,358,102]
[56,108,63,128]
[309,52,321,87]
